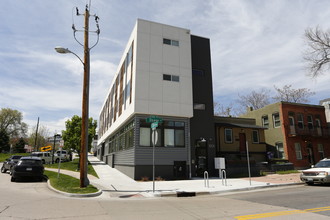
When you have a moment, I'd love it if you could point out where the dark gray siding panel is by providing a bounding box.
[135,147,188,165]
[113,148,135,165]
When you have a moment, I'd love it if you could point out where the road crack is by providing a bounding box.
[0,206,9,213]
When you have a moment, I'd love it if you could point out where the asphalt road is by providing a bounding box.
[1,164,330,220]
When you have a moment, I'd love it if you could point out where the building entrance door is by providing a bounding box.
[239,133,246,153]
[195,139,207,177]
[173,161,186,179]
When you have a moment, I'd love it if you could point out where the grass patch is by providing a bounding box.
[44,170,99,194]
[0,153,30,162]
[275,170,300,175]
[44,158,98,178]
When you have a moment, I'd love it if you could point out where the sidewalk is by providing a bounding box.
[87,155,303,197]
[47,155,303,198]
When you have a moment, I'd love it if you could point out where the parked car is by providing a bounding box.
[1,155,23,173]
[10,156,44,182]
[55,150,70,162]
[300,158,330,185]
[30,152,55,164]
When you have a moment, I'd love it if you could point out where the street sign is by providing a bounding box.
[41,145,52,152]
[151,122,158,129]
[146,115,163,123]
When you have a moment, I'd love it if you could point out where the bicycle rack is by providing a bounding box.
[204,171,209,188]
[221,170,227,186]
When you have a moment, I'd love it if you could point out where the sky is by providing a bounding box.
[1,0,330,135]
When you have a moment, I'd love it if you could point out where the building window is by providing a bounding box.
[297,114,304,129]
[163,38,179,46]
[252,130,259,143]
[140,127,150,146]
[192,69,205,76]
[262,115,269,128]
[294,143,302,160]
[225,128,233,143]
[273,113,281,128]
[108,120,135,153]
[315,118,322,136]
[307,115,313,130]
[275,142,285,159]
[139,120,185,147]
[163,74,180,82]
[318,144,325,159]
[164,129,175,147]
[194,103,206,110]
[163,74,171,81]
[163,38,171,45]
[172,75,180,82]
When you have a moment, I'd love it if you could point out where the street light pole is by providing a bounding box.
[55,2,99,188]
[80,6,90,188]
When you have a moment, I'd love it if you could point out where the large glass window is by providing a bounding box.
[175,130,185,146]
[294,143,302,160]
[139,120,185,147]
[225,128,233,143]
[140,127,150,146]
[164,129,174,147]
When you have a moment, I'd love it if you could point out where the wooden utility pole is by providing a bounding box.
[80,5,90,188]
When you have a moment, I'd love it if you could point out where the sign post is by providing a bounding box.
[146,116,163,193]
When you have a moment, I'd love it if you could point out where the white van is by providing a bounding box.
[30,152,54,164]
[55,150,70,162]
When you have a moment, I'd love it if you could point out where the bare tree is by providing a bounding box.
[214,102,236,117]
[304,27,330,77]
[273,84,315,103]
[238,88,271,111]
[28,125,50,150]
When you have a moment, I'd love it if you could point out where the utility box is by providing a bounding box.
[214,157,225,170]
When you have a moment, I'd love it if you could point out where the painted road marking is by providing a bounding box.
[235,206,330,219]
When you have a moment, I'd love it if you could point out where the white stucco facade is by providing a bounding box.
[98,19,193,145]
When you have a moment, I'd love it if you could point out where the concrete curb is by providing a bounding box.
[155,182,304,197]
[47,180,102,198]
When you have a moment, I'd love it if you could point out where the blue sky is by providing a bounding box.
[1,0,330,134]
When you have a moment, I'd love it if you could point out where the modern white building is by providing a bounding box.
[97,19,215,180]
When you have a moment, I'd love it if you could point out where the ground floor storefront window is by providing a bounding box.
[139,120,185,147]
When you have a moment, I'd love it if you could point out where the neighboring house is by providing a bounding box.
[96,19,215,180]
[242,102,330,169]
[214,116,267,176]
[320,98,330,123]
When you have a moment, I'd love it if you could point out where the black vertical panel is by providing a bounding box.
[190,35,216,176]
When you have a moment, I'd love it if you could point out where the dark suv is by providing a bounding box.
[1,155,22,173]
[10,156,44,182]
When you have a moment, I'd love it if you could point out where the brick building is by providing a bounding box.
[242,102,330,169]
